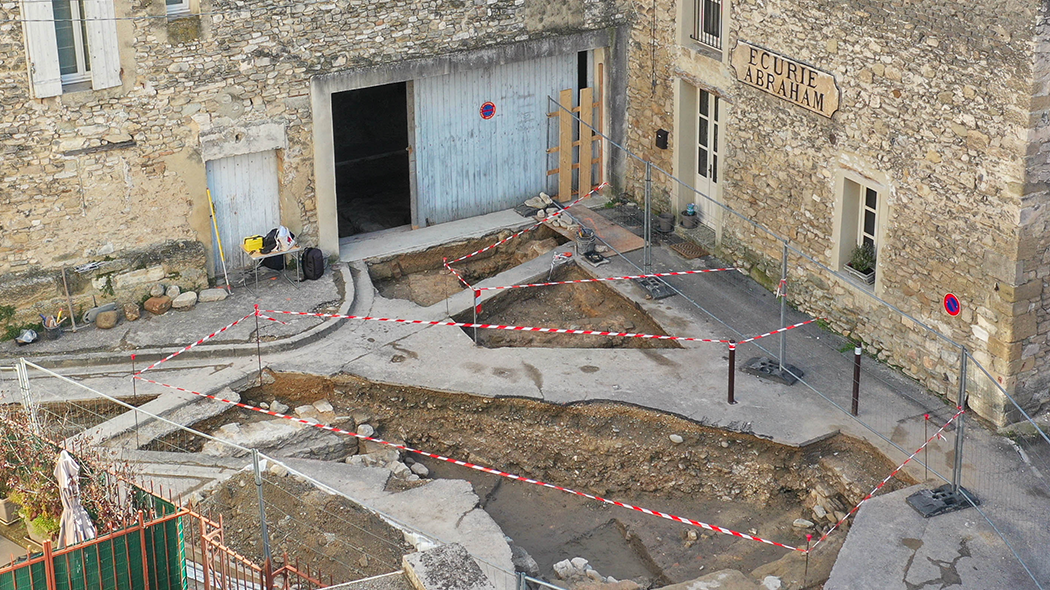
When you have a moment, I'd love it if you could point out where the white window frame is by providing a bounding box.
[53,0,91,84]
[165,0,190,16]
[21,0,121,98]
[858,185,878,249]
[832,170,889,288]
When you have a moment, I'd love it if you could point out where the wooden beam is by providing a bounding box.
[579,87,593,195]
[558,88,573,201]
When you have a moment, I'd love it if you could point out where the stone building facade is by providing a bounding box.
[622,0,1050,424]
[0,0,625,331]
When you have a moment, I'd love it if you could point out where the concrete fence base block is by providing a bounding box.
[403,543,496,590]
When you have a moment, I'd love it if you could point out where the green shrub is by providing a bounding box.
[848,242,877,273]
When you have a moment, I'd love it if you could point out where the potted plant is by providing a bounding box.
[846,242,877,285]
[0,480,19,525]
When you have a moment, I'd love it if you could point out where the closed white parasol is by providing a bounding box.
[54,450,97,549]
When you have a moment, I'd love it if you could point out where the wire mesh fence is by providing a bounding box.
[3,360,564,590]
[547,93,1050,588]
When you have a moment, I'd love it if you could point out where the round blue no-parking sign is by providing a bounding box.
[944,293,960,316]
[480,102,496,119]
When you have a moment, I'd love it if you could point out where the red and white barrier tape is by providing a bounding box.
[259,309,734,344]
[445,183,609,266]
[475,268,736,292]
[738,319,818,343]
[135,311,256,376]
[443,257,473,290]
[258,314,291,326]
[809,408,965,551]
[133,373,803,553]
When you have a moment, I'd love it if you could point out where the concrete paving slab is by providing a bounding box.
[826,486,1033,589]
[283,459,514,575]
[339,210,531,262]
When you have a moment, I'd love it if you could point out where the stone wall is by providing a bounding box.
[0,0,621,316]
[621,0,1046,424]
[0,240,207,337]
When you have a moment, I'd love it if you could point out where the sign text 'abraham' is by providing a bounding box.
[732,42,839,117]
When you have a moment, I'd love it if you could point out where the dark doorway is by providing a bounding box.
[332,82,411,238]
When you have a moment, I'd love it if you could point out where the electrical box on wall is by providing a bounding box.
[655,129,669,149]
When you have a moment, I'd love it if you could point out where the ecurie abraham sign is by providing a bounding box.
[732,42,840,117]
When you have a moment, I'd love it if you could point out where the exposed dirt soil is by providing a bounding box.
[453,264,680,349]
[367,226,567,307]
[199,471,413,584]
[212,372,914,589]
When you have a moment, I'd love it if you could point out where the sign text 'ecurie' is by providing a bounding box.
[732,42,839,117]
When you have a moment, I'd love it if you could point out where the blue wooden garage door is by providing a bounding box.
[414,53,577,225]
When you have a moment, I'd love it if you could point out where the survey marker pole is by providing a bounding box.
[253,450,272,563]
[778,242,788,370]
[643,161,653,274]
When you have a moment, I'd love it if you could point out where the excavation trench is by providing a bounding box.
[453,265,680,349]
[191,372,913,589]
[366,226,568,307]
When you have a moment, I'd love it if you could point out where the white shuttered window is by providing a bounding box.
[21,0,121,98]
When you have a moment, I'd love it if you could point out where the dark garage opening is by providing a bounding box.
[332,82,411,238]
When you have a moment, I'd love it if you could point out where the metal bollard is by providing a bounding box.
[728,341,737,405]
[851,346,861,416]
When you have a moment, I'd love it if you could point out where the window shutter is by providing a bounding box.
[20,0,62,98]
[85,0,121,90]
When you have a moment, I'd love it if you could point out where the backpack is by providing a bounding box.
[301,247,324,280]
[260,255,284,271]
[260,228,279,254]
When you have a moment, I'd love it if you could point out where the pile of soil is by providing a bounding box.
[199,471,413,584]
[455,265,680,349]
[368,226,567,307]
[213,372,914,588]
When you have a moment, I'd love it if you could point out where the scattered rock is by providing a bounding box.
[686,530,698,541]
[669,434,684,444]
[389,461,412,479]
[357,424,375,437]
[268,463,288,477]
[198,288,228,303]
[720,441,730,448]
[150,283,166,298]
[813,505,827,519]
[553,560,574,579]
[171,291,198,310]
[271,400,289,414]
[144,296,172,315]
[360,439,401,464]
[260,402,270,409]
[761,576,782,590]
[123,303,141,321]
[410,462,429,477]
[166,285,181,298]
[312,400,335,416]
[508,541,540,577]
[351,409,374,424]
[792,518,814,529]
[358,555,368,568]
[571,557,589,570]
[95,310,119,329]
[406,474,420,482]
[295,404,321,421]
[524,193,554,209]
